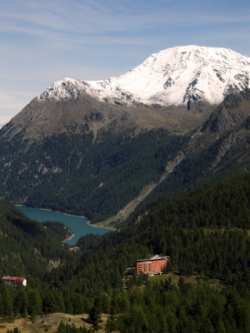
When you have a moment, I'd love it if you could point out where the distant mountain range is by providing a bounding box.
[0,45,250,225]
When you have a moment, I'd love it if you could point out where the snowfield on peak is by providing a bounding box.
[39,46,250,107]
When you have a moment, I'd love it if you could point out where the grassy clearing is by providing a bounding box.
[0,313,108,333]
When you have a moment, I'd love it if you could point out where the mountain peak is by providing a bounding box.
[39,45,250,108]
[39,77,89,101]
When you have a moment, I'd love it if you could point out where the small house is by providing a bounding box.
[1,276,27,287]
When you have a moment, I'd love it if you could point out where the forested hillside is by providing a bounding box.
[66,172,250,291]
[0,125,186,222]
[0,200,68,276]
[60,172,250,332]
[0,173,249,332]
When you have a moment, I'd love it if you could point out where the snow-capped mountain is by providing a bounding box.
[40,45,250,107]
[1,45,250,224]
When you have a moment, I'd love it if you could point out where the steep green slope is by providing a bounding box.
[52,172,250,296]
[0,174,249,333]
[128,89,250,221]
[38,172,249,332]
[0,128,186,221]
[0,88,250,226]
[82,89,250,225]
[0,91,210,222]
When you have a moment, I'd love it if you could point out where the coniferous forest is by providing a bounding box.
[0,172,249,332]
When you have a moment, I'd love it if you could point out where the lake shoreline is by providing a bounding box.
[85,219,116,232]
[16,204,110,245]
[15,203,113,232]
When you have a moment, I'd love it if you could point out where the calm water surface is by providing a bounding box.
[16,205,107,245]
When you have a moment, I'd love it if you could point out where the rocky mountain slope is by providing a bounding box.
[0,46,250,224]
[139,90,250,215]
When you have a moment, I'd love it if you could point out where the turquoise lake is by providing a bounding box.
[16,205,108,245]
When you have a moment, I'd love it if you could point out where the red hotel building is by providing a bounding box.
[136,255,169,275]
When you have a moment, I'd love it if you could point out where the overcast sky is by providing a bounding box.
[0,0,250,123]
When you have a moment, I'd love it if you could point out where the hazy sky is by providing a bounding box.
[1,0,250,123]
